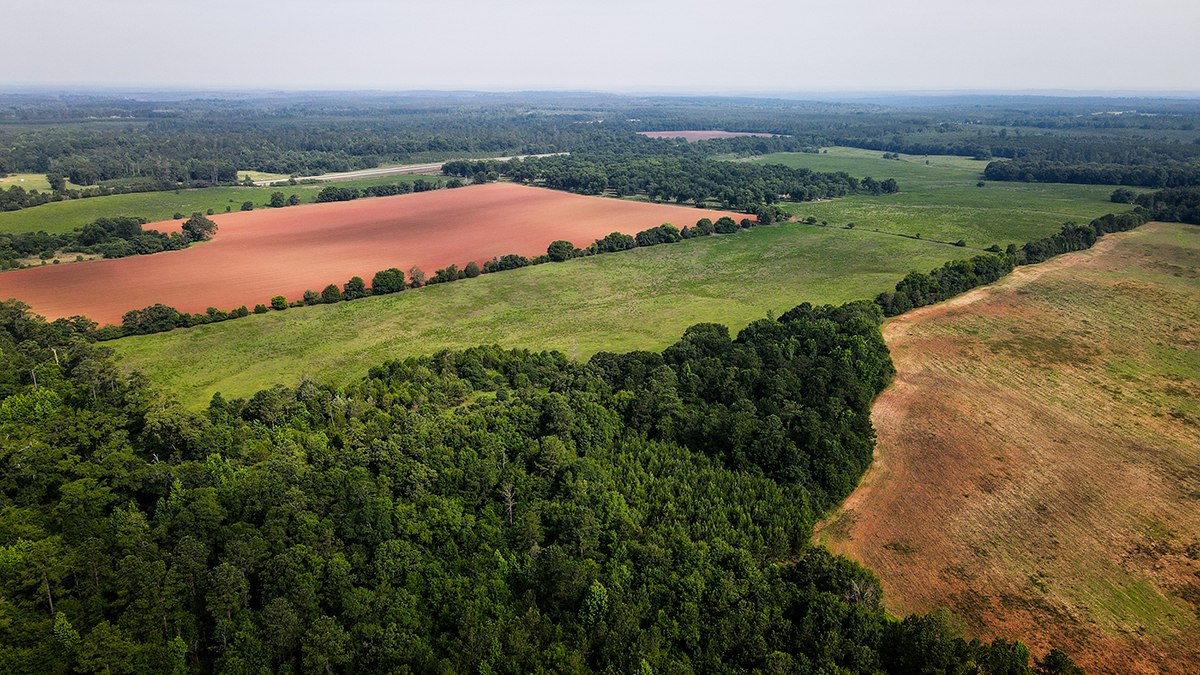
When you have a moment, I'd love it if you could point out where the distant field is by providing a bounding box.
[112,221,975,407]
[0,173,442,235]
[238,170,291,182]
[0,183,743,324]
[637,130,779,142]
[817,222,1200,674]
[0,173,86,191]
[750,148,1130,247]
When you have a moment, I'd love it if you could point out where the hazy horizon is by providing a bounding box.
[5,0,1199,94]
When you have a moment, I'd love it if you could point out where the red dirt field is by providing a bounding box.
[0,183,744,325]
[816,223,1200,674]
[636,130,779,142]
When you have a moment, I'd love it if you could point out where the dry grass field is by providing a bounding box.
[816,222,1200,674]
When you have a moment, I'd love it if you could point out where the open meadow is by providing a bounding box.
[0,183,741,324]
[752,148,1130,247]
[816,221,1200,674]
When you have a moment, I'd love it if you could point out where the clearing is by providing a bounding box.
[0,183,742,325]
[816,221,1200,674]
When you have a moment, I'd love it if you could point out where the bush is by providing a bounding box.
[371,268,406,294]
[321,284,343,303]
[303,289,320,305]
[1110,187,1136,204]
[715,216,738,234]
[173,212,184,220]
[954,239,967,247]
[240,201,254,211]
[270,295,288,311]
[343,276,367,300]
[253,303,268,314]
[464,261,481,278]
[547,239,575,262]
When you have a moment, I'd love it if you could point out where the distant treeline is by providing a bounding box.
[443,154,897,210]
[983,159,1200,188]
[311,178,449,203]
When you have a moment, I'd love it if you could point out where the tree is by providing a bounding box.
[408,265,426,288]
[547,239,575,262]
[270,295,288,311]
[1035,648,1084,675]
[181,213,218,242]
[254,303,268,314]
[240,201,254,211]
[303,289,321,305]
[321,284,343,303]
[714,216,738,234]
[695,218,715,235]
[464,260,481,278]
[269,191,286,208]
[1110,187,1136,203]
[371,268,405,294]
[287,193,302,206]
[342,276,367,300]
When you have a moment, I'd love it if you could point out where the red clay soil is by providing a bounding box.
[0,183,743,325]
[817,225,1200,674]
[636,130,778,142]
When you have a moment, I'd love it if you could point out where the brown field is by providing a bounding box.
[636,130,779,142]
[817,222,1200,674]
[0,183,742,325]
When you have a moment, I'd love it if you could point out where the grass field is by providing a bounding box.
[749,148,1132,247]
[816,222,1200,674]
[0,173,86,191]
[0,172,442,235]
[113,222,976,407]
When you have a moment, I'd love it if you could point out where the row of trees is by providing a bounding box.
[983,159,1200,188]
[443,154,898,209]
[874,209,1152,316]
[312,179,449,203]
[0,213,217,269]
[0,297,1083,674]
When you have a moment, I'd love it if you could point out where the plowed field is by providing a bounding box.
[0,183,742,324]
[816,222,1200,673]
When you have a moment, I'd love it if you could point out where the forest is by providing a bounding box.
[0,297,1083,675]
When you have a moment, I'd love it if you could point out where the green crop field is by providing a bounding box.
[0,172,444,234]
[748,148,1131,247]
[114,223,978,406]
[0,172,87,191]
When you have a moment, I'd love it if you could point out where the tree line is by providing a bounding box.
[875,209,1152,316]
[0,297,1083,674]
[443,154,897,210]
[0,214,217,270]
[983,159,1200,189]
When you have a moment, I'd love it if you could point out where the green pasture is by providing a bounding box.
[113,223,975,407]
[0,173,86,192]
[749,148,1126,247]
[0,173,444,235]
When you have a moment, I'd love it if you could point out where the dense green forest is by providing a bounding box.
[0,299,1081,674]
[3,92,1199,204]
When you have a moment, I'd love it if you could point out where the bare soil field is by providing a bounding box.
[636,130,779,142]
[0,183,742,325]
[816,222,1200,674]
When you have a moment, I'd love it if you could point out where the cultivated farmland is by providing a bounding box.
[816,221,1200,674]
[0,183,742,324]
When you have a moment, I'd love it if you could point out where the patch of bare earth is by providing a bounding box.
[817,223,1200,674]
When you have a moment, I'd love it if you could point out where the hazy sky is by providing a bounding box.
[6,0,1199,93]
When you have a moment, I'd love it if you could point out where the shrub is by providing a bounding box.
[371,268,406,294]
[343,276,368,300]
[715,216,738,234]
[303,289,320,305]
[321,284,343,303]
[954,239,967,247]
[173,212,184,220]
[464,261,481,278]
[253,304,268,314]
[547,240,575,262]
[270,295,288,311]
[240,201,254,211]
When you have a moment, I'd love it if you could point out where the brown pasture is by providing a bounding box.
[816,222,1200,673]
[0,183,743,325]
[636,130,779,142]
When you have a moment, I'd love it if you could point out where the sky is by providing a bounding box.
[5,0,1199,94]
